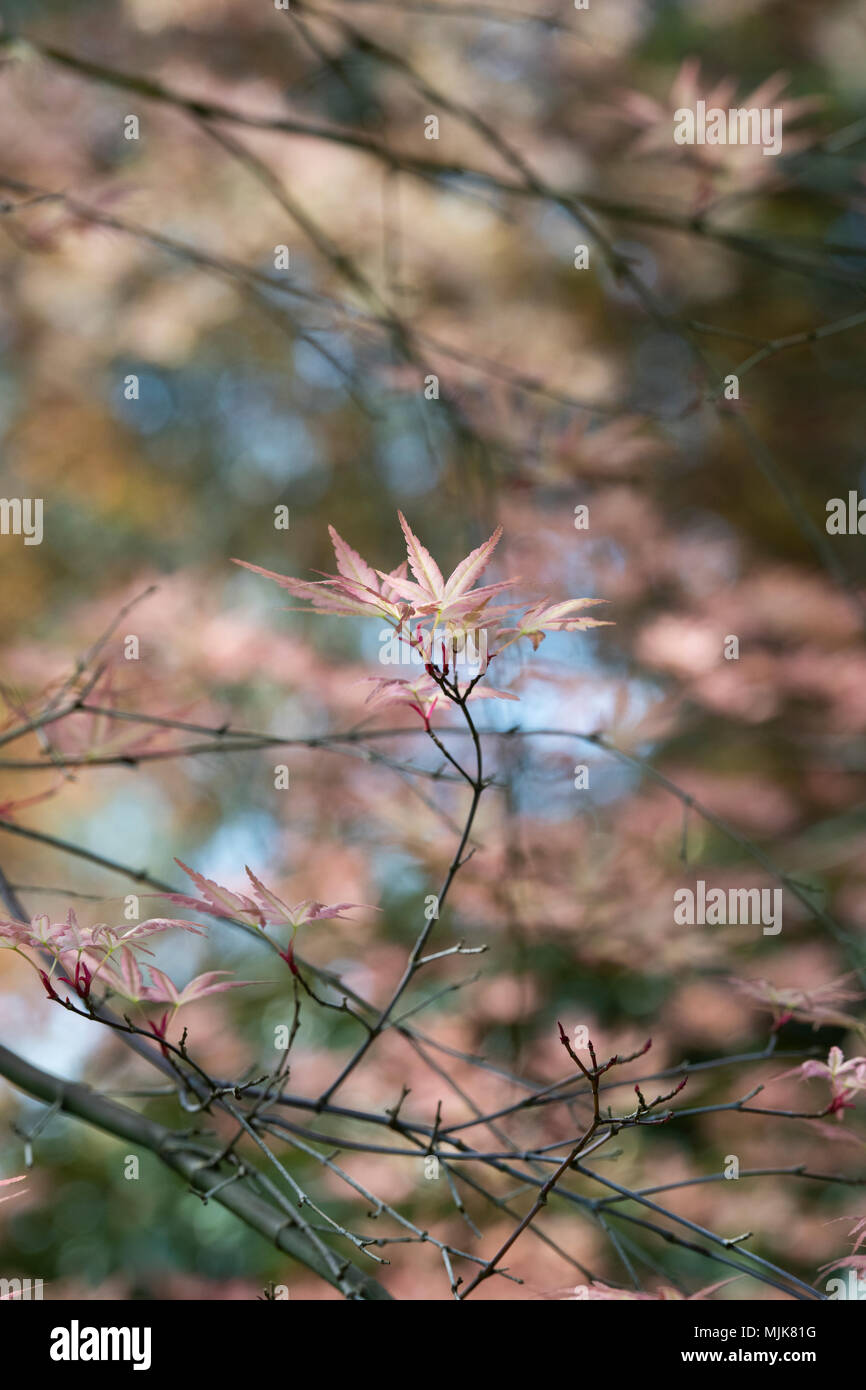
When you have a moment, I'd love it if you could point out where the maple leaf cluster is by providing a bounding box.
[0,905,243,1016]
[234,512,610,724]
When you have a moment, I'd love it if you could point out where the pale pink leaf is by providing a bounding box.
[466,685,520,702]
[146,967,179,1005]
[443,526,503,599]
[173,860,265,927]
[328,525,378,590]
[373,570,431,606]
[398,512,444,599]
[231,559,334,601]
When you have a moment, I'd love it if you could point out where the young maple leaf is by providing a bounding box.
[364,673,519,728]
[162,862,370,976]
[142,968,254,1010]
[378,513,517,624]
[163,859,267,930]
[243,865,368,929]
[821,1214,866,1262]
[96,945,149,1004]
[0,910,202,959]
[364,673,443,727]
[0,905,209,1012]
[499,598,613,652]
[232,524,409,622]
[91,950,258,1012]
[801,1047,866,1093]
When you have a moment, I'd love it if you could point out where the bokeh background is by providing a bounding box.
[0,0,865,1299]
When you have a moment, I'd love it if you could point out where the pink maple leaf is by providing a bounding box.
[143,968,254,1009]
[164,859,267,930]
[786,1047,866,1120]
[379,513,516,625]
[232,522,409,623]
[499,598,613,651]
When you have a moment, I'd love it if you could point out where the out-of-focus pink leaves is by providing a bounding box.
[788,1047,866,1120]
[557,1277,737,1300]
[818,1254,866,1275]
[734,974,866,1037]
[820,1213,866,1268]
[615,59,822,194]
[363,673,443,728]
[817,1210,866,1277]
[0,781,63,821]
[849,1217,866,1256]
[93,953,257,1012]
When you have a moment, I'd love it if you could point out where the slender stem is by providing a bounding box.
[317,691,485,1106]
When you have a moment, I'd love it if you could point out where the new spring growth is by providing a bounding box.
[234,511,611,728]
